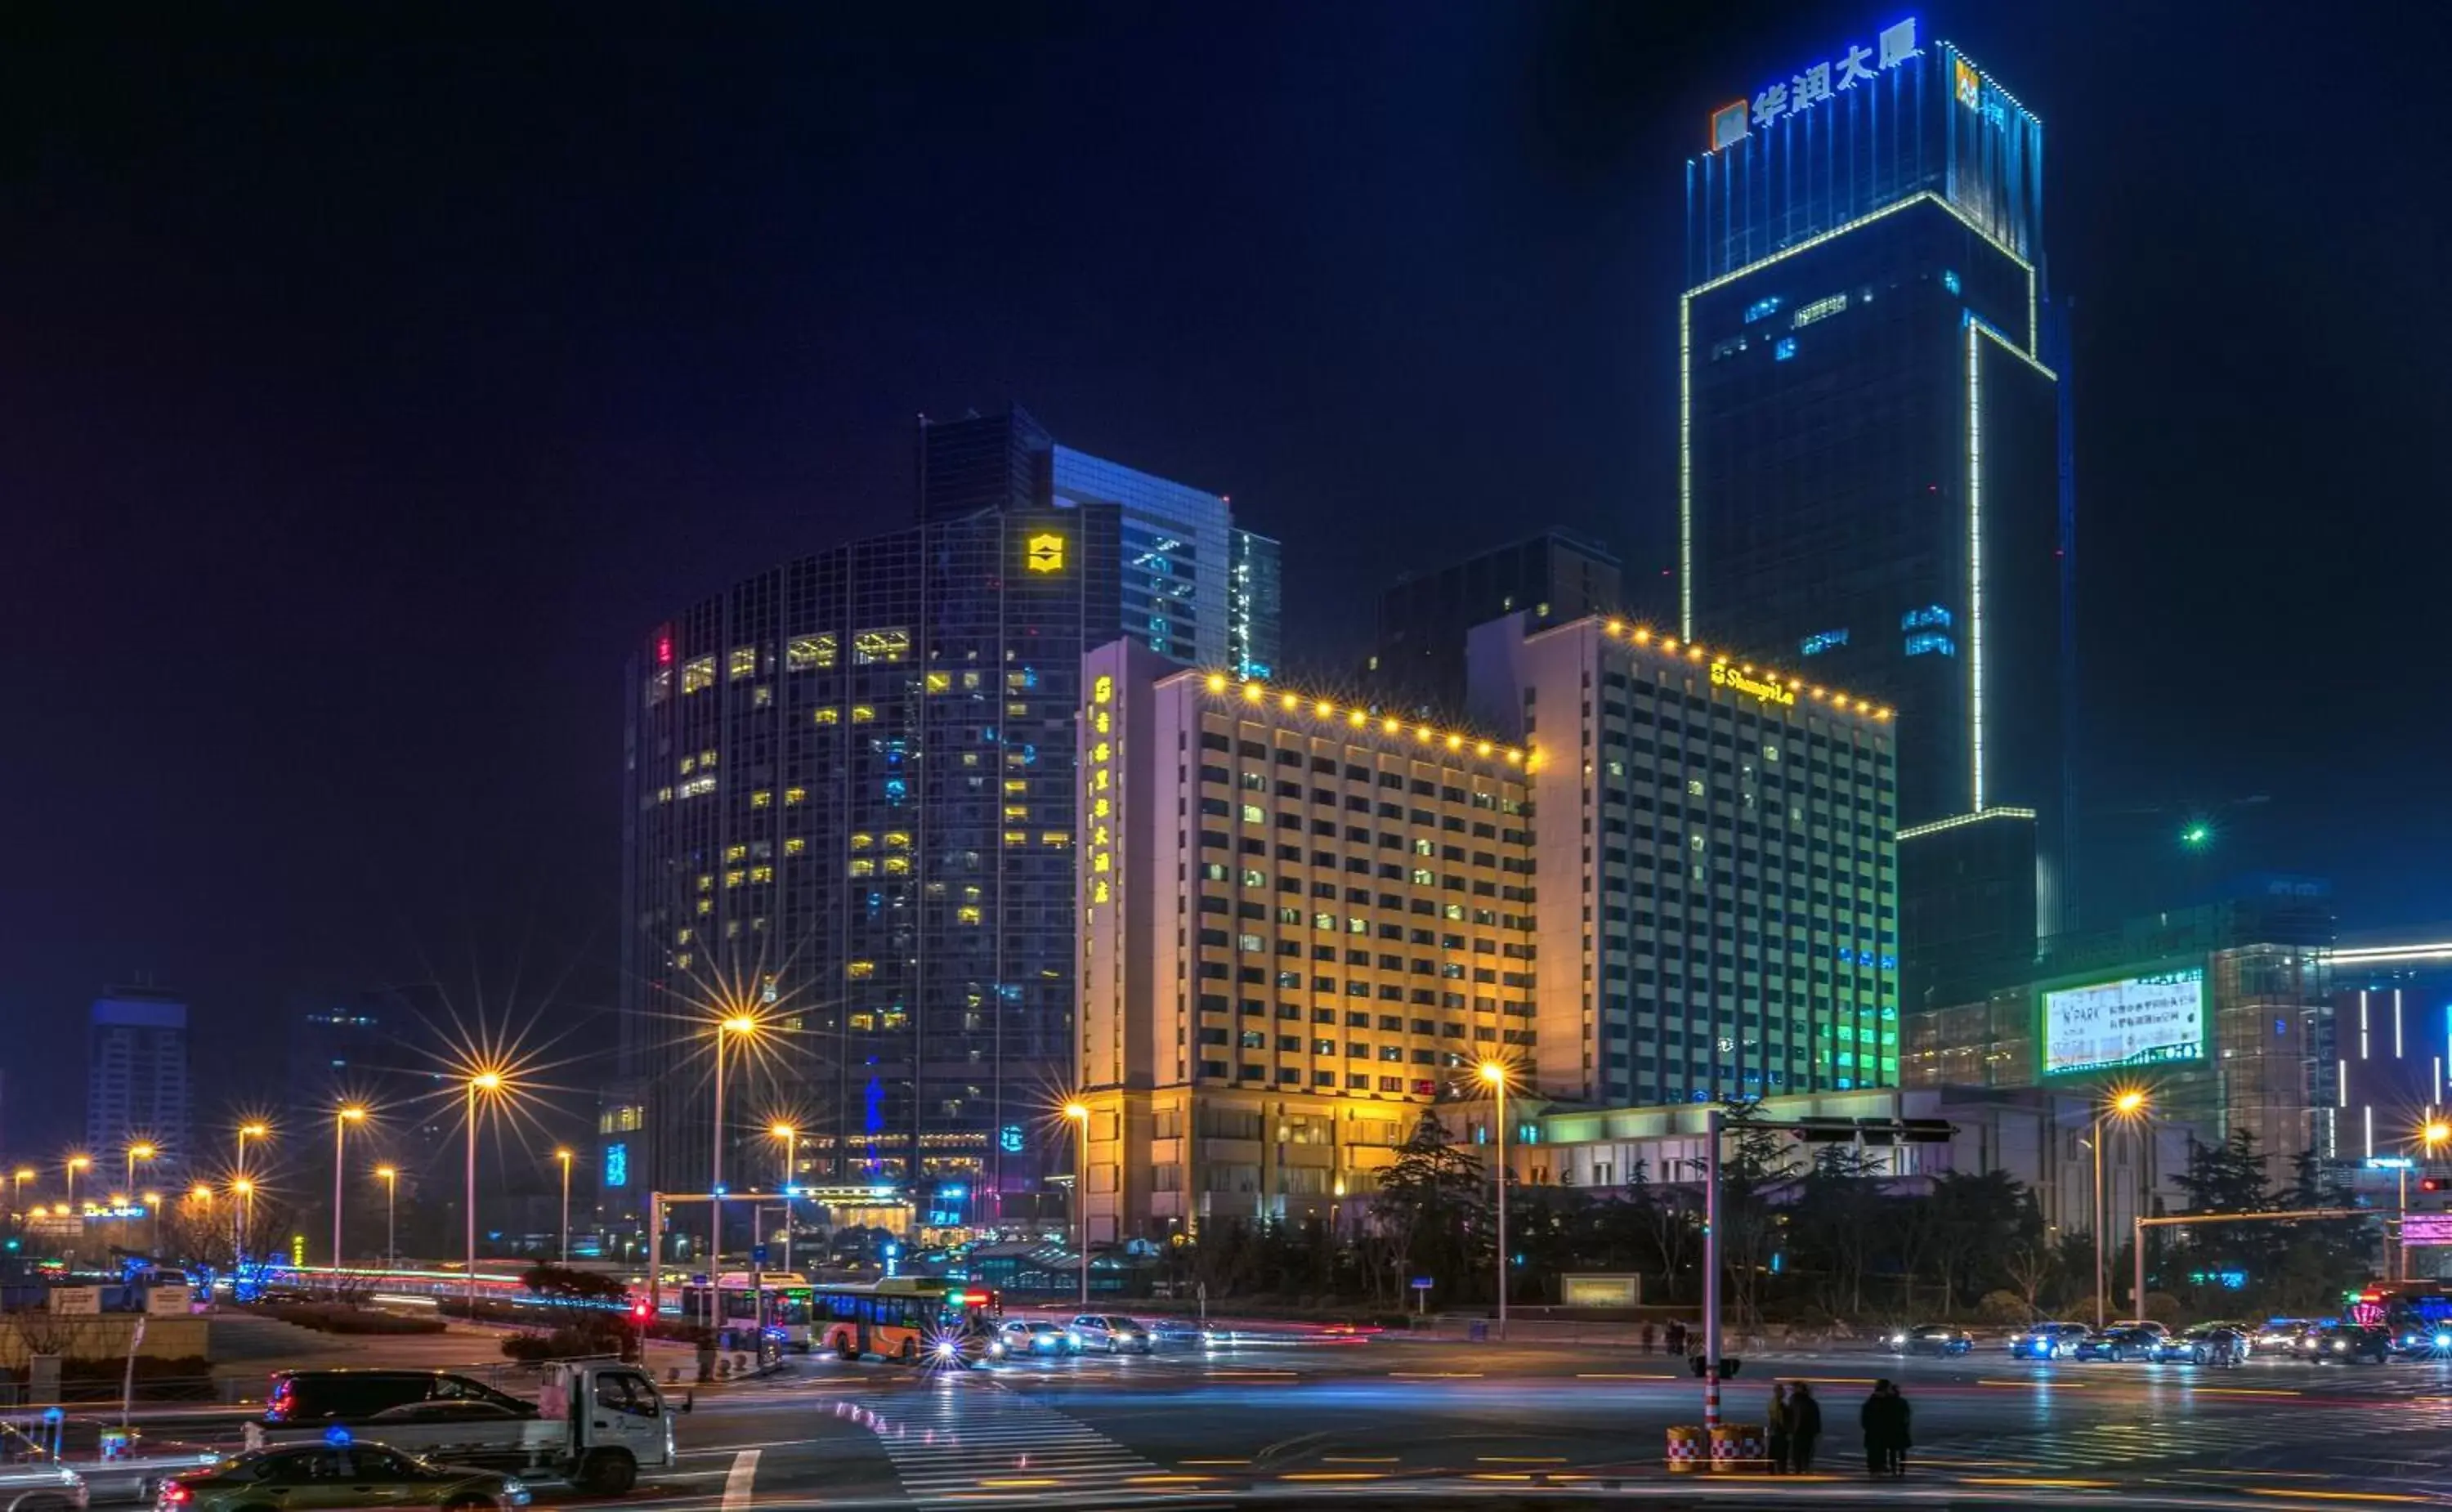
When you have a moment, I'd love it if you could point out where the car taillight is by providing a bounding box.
[162,1485,191,1505]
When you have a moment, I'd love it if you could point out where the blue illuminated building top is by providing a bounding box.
[1688,19,2044,286]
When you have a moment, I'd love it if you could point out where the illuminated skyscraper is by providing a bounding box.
[1680,17,2071,997]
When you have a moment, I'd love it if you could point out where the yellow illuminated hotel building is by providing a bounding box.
[1076,641,1541,1239]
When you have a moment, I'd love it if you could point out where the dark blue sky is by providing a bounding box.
[2,2,2446,1150]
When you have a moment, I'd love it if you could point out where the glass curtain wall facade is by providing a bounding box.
[1368,529,1623,713]
[1682,26,2071,949]
[621,504,1120,1234]
[1228,528,1283,681]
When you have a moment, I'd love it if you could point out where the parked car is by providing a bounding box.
[2075,1325,2163,1362]
[2008,1322,2092,1360]
[1884,1323,1973,1357]
[159,1444,527,1512]
[1069,1315,1154,1353]
[2164,1323,2249,1363]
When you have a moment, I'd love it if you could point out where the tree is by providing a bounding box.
[1713,1098,1801,1327]
[1922,1170,2032,1313]
[1785,1143,1886,1318]
[1367,1112,1493,1300]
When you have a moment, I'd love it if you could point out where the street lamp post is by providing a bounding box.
[554,1149,573,1265]
[333,1107,365,1273]
[1477,1061,1510,1340]
[710,1013,759,1279]
[374,1166,398,1268]
[11,1169,32,1215]
[231,1178,256,1268]
[769,1125,798,1273]
[237,1124,269,1179]
[65,1156,89,1214]
[124,1143,155,1201]
[2092,1089,2148,1328]
[1063,1103,1091,1306]
[465,1071,503,1313]
[2402,1117,2451,1281]
[141,1192,160,1255]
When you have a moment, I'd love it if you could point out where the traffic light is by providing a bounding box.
[630,1300,652,1322]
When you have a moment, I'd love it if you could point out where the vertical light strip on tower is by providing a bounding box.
[1964,317,1986,812]
[1678,293,1694,638]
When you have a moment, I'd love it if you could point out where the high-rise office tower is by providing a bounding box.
[1367,529,1622,711]
[1228,528,1282,681]
[86,987,190,1178]
[1076,642,1540,1238]
[1467,614,1899,1105]
[1680,20,2069,999]
[624,409,1272,1241]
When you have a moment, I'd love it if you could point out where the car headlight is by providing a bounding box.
[2329,1340,2345,1351]
[2435,1334,2449,1349]
[936,1340,957,1358]
[1068,1331,1082,1345]
[988,1341,1006,1357]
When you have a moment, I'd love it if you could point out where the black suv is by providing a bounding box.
[263,1370,534,1423]
[2302,1326,2391,1364]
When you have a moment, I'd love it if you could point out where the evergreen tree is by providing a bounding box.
[1368,1111,1493,1297]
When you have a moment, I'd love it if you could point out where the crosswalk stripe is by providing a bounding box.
[841,1376,1165,1508]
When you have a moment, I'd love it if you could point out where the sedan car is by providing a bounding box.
[1070,1314,1154,1353]
[2074,1325,2163,1362]
[1885,1324,1973,1357]
[2301,1325,2391,1364]
[2163,1324,2250,1363]
[158,1445,528,1512]
[993,1319,1082,1357]
[2008,1322,2092,1360]
[2394,1325,2452,1358]
[2255,1319,2313,1352]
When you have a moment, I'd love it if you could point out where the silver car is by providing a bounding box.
[1070,1313,1154,1353]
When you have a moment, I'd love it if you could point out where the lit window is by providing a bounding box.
[675,927,692,945]
[783,838,806,856]
[728,646,758,679]
[787,634,837,669]
[956,906,982,924]
[1902,605,1953,630]
[1942,268,1962,294]
[813,708,840,725]
[1905,632,1957,657]
[1791,293,1848,328]
[850,833,873,850]
[847,960,875,979]
[696,875,712,892]
[676,776,716,799]
[884,831,912,849]
[1005,804,1030,821]
[1003,830,1027,848]
[724,870,745,888]
[1744,295,1782,323]
[925,671,951,693]
[695,898,711,916]
[749,790,772,808]
[1240,803,1264,824]
[1800,629,1848,655]
[848,859,875,877]
[1040,831,1071,848]
[1773,336,1798,360]
[852,628,910,664]
[749,865,774,883]
[674,952,692,970]
[681,656,716,695]
[724,843,747,863]
[851,705,875,722]
[784,786,808,806]
[679,756,696,775]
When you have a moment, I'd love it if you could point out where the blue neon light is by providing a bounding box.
[602,1142,629,1188]
[1744,296,1783,323]
[1773,337,1797,361]
[1943,269,1961,295]
[1800,629,1849,656]
[1901,605,1953,630]
[1905,633,1956,657]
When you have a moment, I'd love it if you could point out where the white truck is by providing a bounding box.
[240,1362,678,1496]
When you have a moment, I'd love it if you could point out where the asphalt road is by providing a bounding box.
[625,1333,2452,1510]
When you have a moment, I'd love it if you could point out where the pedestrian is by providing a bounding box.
[1788,1381,1822,1472]
[1859,1380,1911,1478]
[1765,1382,1792,1474]
[1640,1322,1656,1354]
[1666,1319,1685,1357]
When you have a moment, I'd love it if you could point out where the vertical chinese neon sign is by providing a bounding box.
[1086,673,1114,908]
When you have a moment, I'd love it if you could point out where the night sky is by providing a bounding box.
[4,3,2446,1152]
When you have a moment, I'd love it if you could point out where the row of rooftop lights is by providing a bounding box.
[1198,671,1533,767]
[1598,618,1893,721]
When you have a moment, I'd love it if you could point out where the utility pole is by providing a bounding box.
[1702,1106,1722,1433]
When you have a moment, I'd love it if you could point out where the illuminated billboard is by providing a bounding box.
[2040,967,2205,1077]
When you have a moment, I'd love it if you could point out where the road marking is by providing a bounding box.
[1179,1458,1249,1465]
[1979,1378,2087,1389]
[2190,1386,2303,1397]
[1279,1471,1382,1481]
[1958,1476,2118,1489]
[720,1448,761,1512]
[1322,1456,1396,1464]
[1387,1371,1482,1378]
[977,1478,1059,1488]
[1477,1456,1566,1463]
[1125,1474,1214,1484]
[2244,1492,2433,1505]
[1575,1371,1675,1380]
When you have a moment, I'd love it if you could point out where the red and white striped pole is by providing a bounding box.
[1703,1105,1721,1431]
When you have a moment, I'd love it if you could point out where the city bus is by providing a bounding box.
[809,1277,1000,1362]
[677,1272,817,1350]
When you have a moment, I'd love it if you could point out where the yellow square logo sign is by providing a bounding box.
[1026,533,1066,573]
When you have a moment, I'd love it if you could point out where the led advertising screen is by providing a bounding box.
[2041,967,2206,1077]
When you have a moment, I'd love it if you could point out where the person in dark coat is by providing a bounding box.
[1665,1320,1686,1357]
[1765,1382,1792,1473]
[1788,1381,1823,1472]
[1640,1322,1656,1354]
[1860,1380,1911,1477]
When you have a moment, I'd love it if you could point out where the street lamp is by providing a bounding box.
[230,1177,256,1267]
[2400,1117,2452,1281]
[2093,1088,2150,1328]
[237,1123,269,1178]
[1063,1102,1091,1306]
[124,1143,156,1198]
[554,1148,573,1265]
[709,1013,761,1272]
[374,1165,398,1268]
[333,1107,366,1273]
[1478,1060,1511,1340]
[465,1070,505,1312]
[768,1124,799,1273]
[141,1192,160,1255]
[65,1156,90,1213]
[11,1169,32,1213]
